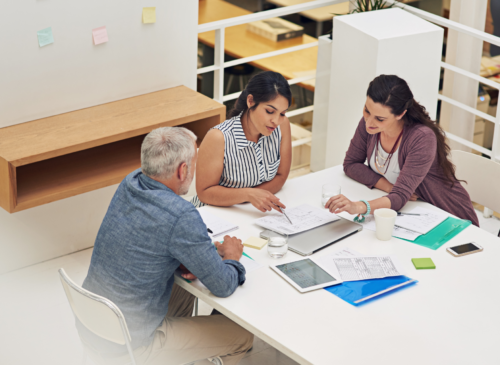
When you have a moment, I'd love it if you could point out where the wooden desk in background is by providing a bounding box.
[198,0,318,93]
[266,0,422,37]
[266,0,350,37]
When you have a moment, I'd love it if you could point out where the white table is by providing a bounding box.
[175,166,500,365]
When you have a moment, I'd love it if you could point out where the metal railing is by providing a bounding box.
[387,0,500,164]
[197,0,345,149]
[198,1,500,163]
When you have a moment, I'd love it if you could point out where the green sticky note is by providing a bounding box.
[412,258,436,270]
[37,27,54,47]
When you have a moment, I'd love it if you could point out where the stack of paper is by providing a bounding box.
[338,207,448,241]
[254,204,339,235]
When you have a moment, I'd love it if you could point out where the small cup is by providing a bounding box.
[267,231,289,259]
[322,184,341,207]
[374,208,397,241]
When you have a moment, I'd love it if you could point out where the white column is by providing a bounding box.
[311,35,333,172]
[440,0,488,151]
[324,8,443,168]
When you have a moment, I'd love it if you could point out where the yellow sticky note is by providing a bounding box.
[143,7,156,24]
[244,237,268,250]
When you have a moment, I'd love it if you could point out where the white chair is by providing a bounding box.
[451,150,500,235]
[58,268,137,365]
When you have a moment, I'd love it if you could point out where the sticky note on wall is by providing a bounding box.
[143,7,156,24]
[37,27,54,47]
[92,26,109,45]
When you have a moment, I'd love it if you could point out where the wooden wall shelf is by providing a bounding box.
[0,86,225,213]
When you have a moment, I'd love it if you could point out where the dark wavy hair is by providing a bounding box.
[367,74,459,187]
[228,71,292,119]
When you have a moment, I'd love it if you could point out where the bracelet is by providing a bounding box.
[353,200,371,223]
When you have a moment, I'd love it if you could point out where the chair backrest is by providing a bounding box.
[451,150,500,213]
[58,268,132,346]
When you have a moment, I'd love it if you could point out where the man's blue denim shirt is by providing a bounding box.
[81,169,246,350]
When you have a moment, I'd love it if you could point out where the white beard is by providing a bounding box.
[179,175,193,196]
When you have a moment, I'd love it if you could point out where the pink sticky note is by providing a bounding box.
[92,26,108,45]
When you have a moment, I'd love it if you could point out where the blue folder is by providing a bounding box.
[324,275,417,306]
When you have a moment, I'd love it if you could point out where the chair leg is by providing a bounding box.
[226,74,234,95]
[194,297,199,316]
[239,75,244,91]
[484,207,493,218]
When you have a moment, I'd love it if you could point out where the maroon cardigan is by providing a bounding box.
[343,118,479,226]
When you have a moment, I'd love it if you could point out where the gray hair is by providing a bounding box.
[141,127,197,180]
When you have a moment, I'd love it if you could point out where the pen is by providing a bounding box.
[276,205,293,225]
[397,212,425,216]
[207,228,213,234]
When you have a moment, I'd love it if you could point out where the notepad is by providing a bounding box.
[244,236,267,250]
[412,258,435,270]
[199,210,238,238]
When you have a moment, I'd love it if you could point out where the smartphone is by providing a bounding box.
[446,242,483,257]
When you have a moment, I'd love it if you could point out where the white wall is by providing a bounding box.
[0,0,198,128]
[0,1,199,273]
[324,9,443,168]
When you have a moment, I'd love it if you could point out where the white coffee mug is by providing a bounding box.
[374,208,397,241]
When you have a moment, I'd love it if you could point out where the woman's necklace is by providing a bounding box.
[374,128,404,175]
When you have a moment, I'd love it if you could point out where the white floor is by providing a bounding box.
[0,247,298,365]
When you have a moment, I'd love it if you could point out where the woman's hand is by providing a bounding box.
[409,192,418,201]
[325,194,367,215]
[247,189,285,213]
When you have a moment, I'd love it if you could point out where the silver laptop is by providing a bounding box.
[261,217,363,256]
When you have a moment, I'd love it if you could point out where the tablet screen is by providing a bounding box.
[276,259,337,289]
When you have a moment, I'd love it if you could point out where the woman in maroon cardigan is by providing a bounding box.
[325,75,479,226]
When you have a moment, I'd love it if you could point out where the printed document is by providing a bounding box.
[337,212,421,241]
[254,204,339,235]
[316,249,405,282]
[394,207,447,235]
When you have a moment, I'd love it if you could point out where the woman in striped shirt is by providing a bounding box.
[192,71,292,212]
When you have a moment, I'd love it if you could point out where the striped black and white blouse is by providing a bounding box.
[191,113,282,208]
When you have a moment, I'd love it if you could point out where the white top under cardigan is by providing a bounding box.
[369,140,400,185]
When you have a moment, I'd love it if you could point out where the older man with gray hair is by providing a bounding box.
[79,127,254,365]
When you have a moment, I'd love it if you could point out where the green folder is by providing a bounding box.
[401,216,471,250]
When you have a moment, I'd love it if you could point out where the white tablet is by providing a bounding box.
[270,258,342,293]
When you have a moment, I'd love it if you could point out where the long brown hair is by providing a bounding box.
[367,75,459,187]
[228,71,292,119]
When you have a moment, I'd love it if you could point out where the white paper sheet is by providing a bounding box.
[254,204,339,235]
[316,248,405,282]
[337,212,421,241]
[395,207,448,235]
[330,256,405,282]
[240,255,264,274]
[199,210,238,238]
